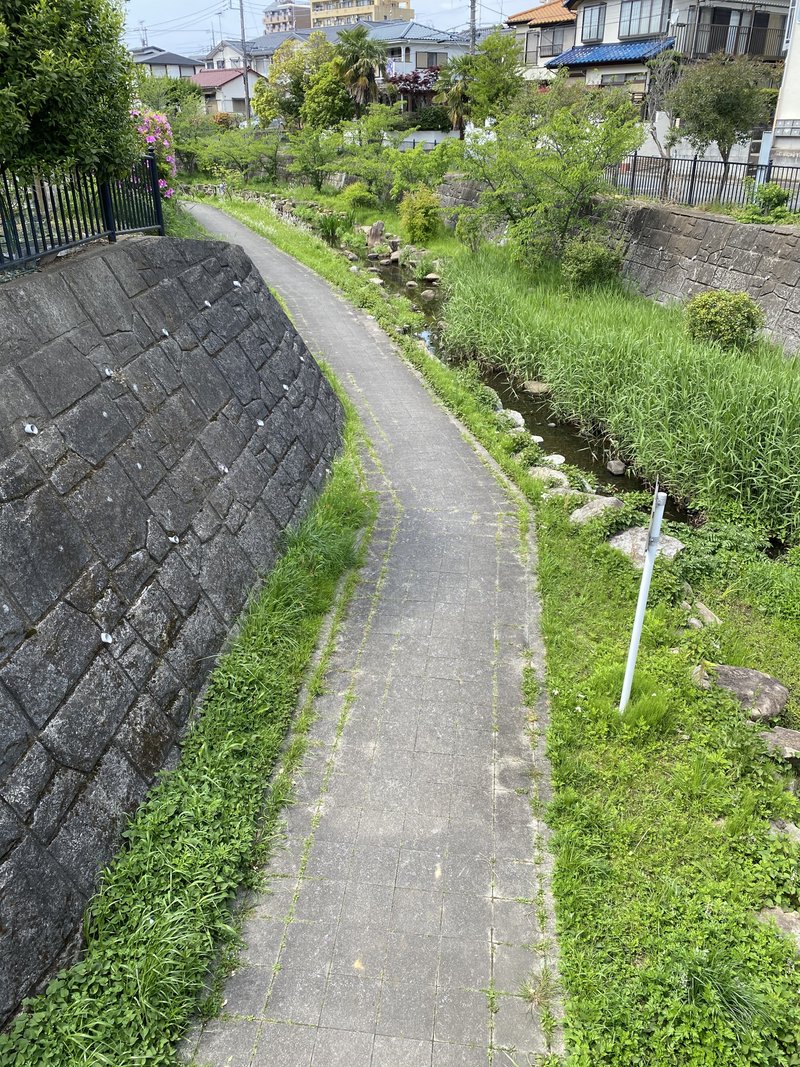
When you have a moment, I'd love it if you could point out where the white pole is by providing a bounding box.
[619,486,667,713]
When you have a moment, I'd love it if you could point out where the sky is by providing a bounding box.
[122,0,511,59]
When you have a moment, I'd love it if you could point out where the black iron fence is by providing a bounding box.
[0,154,165,273]
[605,152,800,212]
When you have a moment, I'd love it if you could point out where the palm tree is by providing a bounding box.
[434,56,473,139]
[336,25,388,117]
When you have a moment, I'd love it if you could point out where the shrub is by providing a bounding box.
[561,237,623,289]
[399,186,441,243]
[733,179,798,223]
[508,215,555,271]
[454,208,491,253]
[413,105,451,132]
[685,290,765,350]
[339,181,377,210]
[212,112,239,129]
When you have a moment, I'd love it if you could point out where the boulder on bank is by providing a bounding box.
[760,725,800,762]
[367,220,385,248]
[569,496,623,525]
[606,458,627,476]
[693,664,789,722]
[608,526,685,568]
[500,409,525,429]
[759,907,800,950]
[420,288,437,302]
[523,381,550,396]
[529,466,569,488]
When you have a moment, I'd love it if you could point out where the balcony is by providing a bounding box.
[672,21,787,60]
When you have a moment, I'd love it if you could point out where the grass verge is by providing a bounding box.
[0,376,375,1066]
[441,244,800,543]
[206,196,800,1064]
[164,200,215,240]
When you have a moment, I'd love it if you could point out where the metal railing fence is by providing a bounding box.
[0,154,164,273]
[605,152,800,213]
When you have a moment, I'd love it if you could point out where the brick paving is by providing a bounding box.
[180,202,563,1067]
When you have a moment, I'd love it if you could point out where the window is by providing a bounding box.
[600,71,644,84]
[216,59,225,68]
[539,25,567,55]
[619,0,667,36]
[581,5,605,41]
[415,51,448,67]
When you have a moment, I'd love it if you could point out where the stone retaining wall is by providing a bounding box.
[618,202,800,353]
[0,237,343,1025]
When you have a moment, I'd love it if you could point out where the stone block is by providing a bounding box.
[36,600,101,681]
[0,704,34,781]
[0,449,43,503]
[59,392,130,465]
[182,347,231,417]
[40,656,135,772]
[1,741,56,820]
[199,533,257,623]
[127,581,181,653]
[0,486,90,619]
[115,695,176,782]
[20,336,101,416]
[113,548,158,602]
[48,747,147,895]
[0,837,87,1026]
[158,551,201,615]
[68,458,147,569]
[64,254,138,336]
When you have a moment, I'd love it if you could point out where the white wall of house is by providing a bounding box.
[384,39,469,74]
[514,24,576,79]
[140,61,201,78]
[200,71,265,114]
[772,0,800,164]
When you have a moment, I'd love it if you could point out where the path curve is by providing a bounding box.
[181,201,562,1067]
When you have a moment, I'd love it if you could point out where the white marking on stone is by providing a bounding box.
[104,367,113,378]
[162,328,170,337]
[24,423,38,435]
[204,300,212,308]
[168,535,180,544]
[256,419,265,427]
[233,280,241,288]
[100,632,113,644]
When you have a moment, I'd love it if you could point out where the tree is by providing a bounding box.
[300,60,354,129]
[470,31,523,124]
[337,103,404,201]
[666,53,769,185]
[287,126,341,190]
[134,73,202,121]
[336,25,388,117]
[643,51,683,159]
[460,73,643,252]
[252,31,334,128]
[0,0,136,175]
[434,55,473,138]
[195,128,281,182]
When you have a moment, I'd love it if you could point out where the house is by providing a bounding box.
[191,68,265,114]
[507,1,577,80]
[131,46,205,78]
[310,0,414,28]
[263,1,312,32]
[543,0,790,158]
[545,0,789,89]
[771,0,800,164]
[203,20,466,78]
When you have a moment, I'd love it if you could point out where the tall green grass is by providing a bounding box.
[441,246,800,540]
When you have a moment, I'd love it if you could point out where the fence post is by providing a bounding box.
[765,160,773,184]
[146,151,166,236]
[687,155,699,207]
[629,151,638,194]
[98,180,116,244]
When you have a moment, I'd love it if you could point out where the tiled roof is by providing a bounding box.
[134,50,203,66]
[192,68,259,87]
[241,20,464,57]
[545,36,673,65]
[507,1,575,25]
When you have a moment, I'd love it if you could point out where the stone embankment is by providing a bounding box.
[0,236,342,1024]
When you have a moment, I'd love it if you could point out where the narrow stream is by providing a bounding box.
[368,252,692,522]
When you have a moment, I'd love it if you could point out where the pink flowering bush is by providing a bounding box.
[131,109,177,198]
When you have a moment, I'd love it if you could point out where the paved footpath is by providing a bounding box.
[181,202,563,1067]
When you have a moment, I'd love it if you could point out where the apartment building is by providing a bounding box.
[263,1,312,33]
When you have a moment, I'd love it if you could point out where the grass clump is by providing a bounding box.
[441,245,800,541]
[0,385,373,1066]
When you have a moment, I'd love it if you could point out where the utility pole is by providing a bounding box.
[211,22,216,46]
[469,0,476,53]
[239,0,252,122]
[139,20,148,46]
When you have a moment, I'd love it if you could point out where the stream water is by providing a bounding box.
[367,254,693,521]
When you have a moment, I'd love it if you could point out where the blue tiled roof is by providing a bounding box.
[545,37,674,66]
